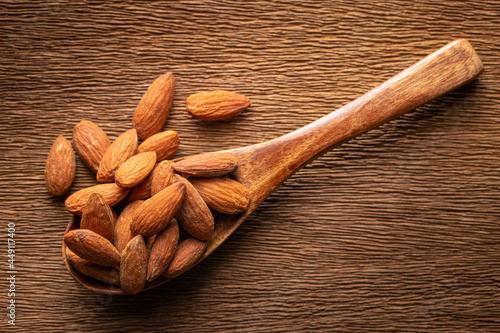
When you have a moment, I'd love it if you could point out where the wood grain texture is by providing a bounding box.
[0,0,500,332]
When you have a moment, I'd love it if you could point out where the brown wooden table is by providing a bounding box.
[1,1,500,332]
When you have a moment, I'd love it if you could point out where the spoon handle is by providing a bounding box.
[234,38,483,200]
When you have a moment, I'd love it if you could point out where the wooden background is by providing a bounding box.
[1,1,500,332]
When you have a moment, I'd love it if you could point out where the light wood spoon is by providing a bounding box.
[63,38,483,294]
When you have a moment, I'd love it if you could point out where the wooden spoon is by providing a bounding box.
[63,38,483,294]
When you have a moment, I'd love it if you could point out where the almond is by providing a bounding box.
[147,219,179,282]
[120,235,148,294]
[126,166,156,202]
[174,175,214,240]
[97,128,138,183]
[137,130,179,162]
[163,238,207,278]
[72,120,111,173]
[65,183,130,215]
[80,193,115,241]
[63,229,120,267]
[186,90,251,121]
[173,152,238,177]
[45,135,76,196]
[133,72,175,140]
[150,160,175,196]
[190,176,250,214]
[115,152,157,188]
[130,182,186,238]
[145,234,157,253]
[114,200,144,254]
[66,248,120,285]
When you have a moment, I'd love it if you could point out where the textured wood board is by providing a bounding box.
[1,0,500,332]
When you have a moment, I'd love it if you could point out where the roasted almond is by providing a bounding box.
[65,183,130,216]
[150,160,175,196]
[120,235,148,294]
[97,128,138,183]
[126,166,156,202]
[186,90,251,121]
[64,229,120,267]
[114,200,144,254]
[147,219,179,282]
[163,238,207,278]
[174,175,214,240]
[137,130,179,162]
[115,152,157,188]
[145,234,157,253]
[130,182,186,238]
[45,135,76,196]
[66,248,120,285]
[80,193,115,241]
[72,120,111,173]
[133,72,175,140]
[190,176,250,214]
[173,152,237,177]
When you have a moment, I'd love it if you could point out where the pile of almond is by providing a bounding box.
[45,72,251,294]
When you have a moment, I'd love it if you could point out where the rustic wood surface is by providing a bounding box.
[1,1,500,332]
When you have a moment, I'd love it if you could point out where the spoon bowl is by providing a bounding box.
[63,38,483,294]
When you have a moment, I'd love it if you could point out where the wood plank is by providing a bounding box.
[1,0,499,331]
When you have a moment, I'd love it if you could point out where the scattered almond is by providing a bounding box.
[173,152,238,177]
[145,234,157,253]
[113,200,144,254]
[164,238,207,278]
[45,135,76,196]
[80,193,115,241]
[120,235,148,294]
[133,72,175,140]
[137,130,179,162]
[126,166,156,202]
[147,219,179,282]
[65,183,130,215]
[186,90,251,121]
[150,160,175,196]
[190,176,250,214]
[115,151,157,188]
[66,248,120,285]
[130,182,186,238]
[72,120,111,173]
[97,128,138,183]
[64,229,120,267]
[174,175,214,240]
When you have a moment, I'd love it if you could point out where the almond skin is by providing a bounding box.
[163,238,207,278]
[186,90,251,121]
[65,183,130,216]
[97,128,138,183]
[114,200,144,254]
[173,152,238,177]
[63,229,121,267]
[72,120,111,173]
[45,135,76,196]
[137,130,179,162]
[190,176,250,214]
[174,175,214,240]
[133,72,175,140]
[130,182,186,238]
[115,152,157,188]
[150,160,175,196]
[80,193,115,241]
[147,219,179,282]
[120,235,148,294]
[66,248,120,285]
